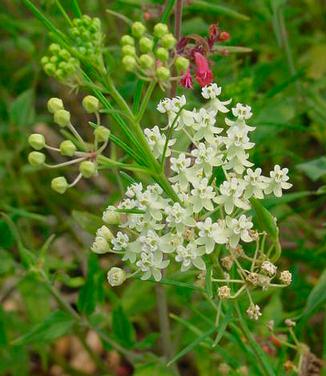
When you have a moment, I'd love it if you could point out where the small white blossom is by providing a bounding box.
[196,218,228,253]
[191,142,223,175]
[102,206,120,224]
[190,178,216,213]
[201,83,222,99]
[279,270,292,285]
[218,285,231,299]
[246,304,262,320]
[136,251,169,281]
[166,203,196,234]
[244,168,267,199]
[192,108,223,143]
[226,215,254,248]
[91,236,110,254]
[261,261,277,276]
[215,178,249,215]
[232,103,252,120]
[202,84,231,113]
[96,225,113,241]
[112,231,129,251]
[144,126,175,159]
[107,267,126,286]
[170,153,192,188]
[265,165,292,197]
[175,243,205,271]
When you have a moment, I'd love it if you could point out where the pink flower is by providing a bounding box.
[194,52,213,87]
[180,68,193,89]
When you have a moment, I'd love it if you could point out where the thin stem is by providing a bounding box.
[45,157,86,169]
[136,81,156,122]
[170,0,183,97]
[68,122,87,150]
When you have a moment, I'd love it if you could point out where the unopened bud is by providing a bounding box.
[122,45,136,56]
[160,33,176,49]
[139,54,154,69]
[47,98,64,114]
[175,56,190,72]
[94,126,110,143]
[122,55,137,71]
[91,236,110,254]
[28,134,46,150]
[79,160,96,178]
[139,37,153,53]
[28,151,46,167]
[120,35,135,46]
[96,225,113,241]
[51,176,68,194]
[60,140,76,157]
[82,95,100,114]
[155,47,169,62]
[107,267,126,286]
[218,285,231,299]
[153,23,169,38]
[156,66,170,81]
[103,206,121,224]
[54,109,71,127]
[131,22,146,38]
[218,31,230,41]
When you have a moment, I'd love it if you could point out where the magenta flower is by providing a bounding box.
[180,68,193,89]
[194,52,213,87]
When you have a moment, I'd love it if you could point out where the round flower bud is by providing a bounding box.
[156,66,170,81]
[94,126,110,143]
[82,95,100,114]
[54,110,71,127]
[28,151,46,167]
[91,236,110,254]
[51,176,69,194]
[60,140,76,157]
[96,225,114,242]
[155,47,169,62]
[139,37,153,53]
[122,55,137,72]
[139,54,154,69]
[160,33,176,49]
[218,285,231,299]
[103,206,121,225]
[122,45,136,56]
[175,56,190,72]
[47,98,64,114]
[107,267,126,287]
[121,35,135,46]
[79,160,96,178]
[49,43,61,54]
[44,63,56,75]
[153,23,169,38]
[28,134,45,150]
[131,22,146,38]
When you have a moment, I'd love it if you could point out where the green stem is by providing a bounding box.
[136,81,156,122]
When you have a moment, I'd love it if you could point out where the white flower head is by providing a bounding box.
[144,126,175,159]
[175,243,206,271]
[265,165,292,197]
[261,261,277,276]
[218,285,231,299]
[107,267,126,286]
[112,231,129,251]
[226,214,254,248]
[91,236,110,254]
[136,251,169,281]
[280,270,292,285]
[201,83,221,99]
[232,103,252,120]
[246,304,262,320]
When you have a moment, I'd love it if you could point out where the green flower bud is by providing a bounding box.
[131,22,146,38]
[139,54,154,69]
[160,33,176,49]
[44,63,56,75]
[139,37,153,53]
[122,45,136,56]
[51,176,69,194]
[156,66,170,81]
[82,95,100,114]
[28,151,46,167]
[155,47,169,62]
[47,98,64,114]
[41,56,49,65]
[49,43,61,54]
[122,55,137,71]
[121,35,135,46]
[153,23,169,38]
[60,140,76,157]
[28,134,46,150]
[59,49,70,61]
[54,110,71,127]
[94,126,110,143]
[79,160,96,178]
[175,56,190,72]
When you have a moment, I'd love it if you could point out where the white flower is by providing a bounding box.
[136,251,169,281]
[279,270,292,285]
[196,218,228,253]
[218,285,231,299]
[118,198,137,209]
[157,95,186,113]
[102,206,120,224]
[159,233,182,254]
[226,215,254,248]
[126,182,143,198]
[201,83,221,99]
[170,153,192,188]
[265,165,292,197]
[175,243,206,271]
[232,103,252,120]
[91,236,110,254]
[191,142,223,175]
[137,184,170,221]
[246,304,262,320]
[111,231,129,251]
[243,168,267,199]
[139,230,161,253]
[192,108,223,143]
[166,203,196,234]
[215,178,249,215]
[261,261,277,276]
[144,126,175,159]
[190,178,216,213]
[96,225,113,241]
[107,267,126,286]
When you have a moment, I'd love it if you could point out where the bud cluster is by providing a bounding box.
[27,95,109,194]
[120,22,189,87]
[41,43,80,85]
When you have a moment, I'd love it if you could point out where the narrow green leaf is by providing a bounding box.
[187,0,249,21]
[205,264,213,299]
[132,80,145,114]
[71,0,82,17]
[112,305,135,348]
[10,89,35,127]
[302,270,326,319]
[12,311,74,346]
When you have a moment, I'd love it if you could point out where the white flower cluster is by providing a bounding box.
[93,83,293,316]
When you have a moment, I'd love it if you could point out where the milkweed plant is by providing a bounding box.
[24,0,304,373]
